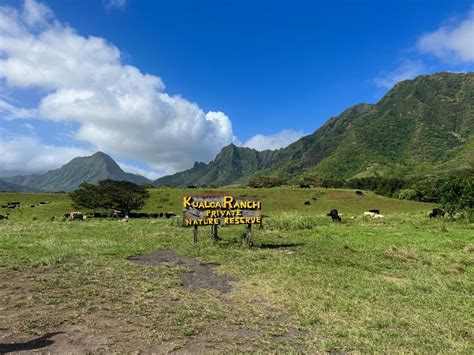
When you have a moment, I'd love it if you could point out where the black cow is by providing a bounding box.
[31,205,35,208]
[300,184,311,188]
[164,212,176,218]
[327,209,341,222]
[187,185,197,189]
[369,209,380,215]
[304,201,311,205]
[429,208,445,218]
[355,190,364,196]
[39,201,49,205]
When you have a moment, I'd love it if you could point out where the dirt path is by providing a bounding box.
[128,249,235,293]
[0,250,308,353]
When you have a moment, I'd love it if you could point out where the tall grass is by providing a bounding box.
[264,212,316,230]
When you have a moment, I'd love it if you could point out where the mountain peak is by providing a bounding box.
[155,71,474,187]
[2,151,149,192]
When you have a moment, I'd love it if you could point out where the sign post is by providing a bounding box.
[183,194,262,246]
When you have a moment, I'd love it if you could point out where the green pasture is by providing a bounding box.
[0,188,472,352]
[1,187,436,221]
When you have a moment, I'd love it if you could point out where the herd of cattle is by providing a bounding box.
[64,210,178,221]
[0,193,448,222]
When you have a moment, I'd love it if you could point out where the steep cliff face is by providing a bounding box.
[155,72,474,187]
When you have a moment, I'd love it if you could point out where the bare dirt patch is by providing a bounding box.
[128,249,235,293]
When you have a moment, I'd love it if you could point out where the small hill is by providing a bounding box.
[1,152,149,192]
[155,72,474,187]
[0,179,41,193]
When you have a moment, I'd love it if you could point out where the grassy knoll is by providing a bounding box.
[0,189,473,352]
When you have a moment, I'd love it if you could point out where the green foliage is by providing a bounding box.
[398,189,420,200]
[70,179,150,214]
[247,175,285,188]
[440,178,474,218]
[156,73,474,188]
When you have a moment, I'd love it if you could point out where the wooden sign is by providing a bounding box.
[183,195,262,227]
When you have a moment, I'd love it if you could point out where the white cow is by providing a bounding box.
[364,212,384,218]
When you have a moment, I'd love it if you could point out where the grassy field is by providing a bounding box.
[0,188,473,352]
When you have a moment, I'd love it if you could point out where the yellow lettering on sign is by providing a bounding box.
[223,196,234,208]
[183,197,192,208]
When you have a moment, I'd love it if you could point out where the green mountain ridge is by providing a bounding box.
[1,152,149,192]
[155,72,474,187]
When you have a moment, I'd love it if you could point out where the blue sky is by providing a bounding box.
[1,0,473,178]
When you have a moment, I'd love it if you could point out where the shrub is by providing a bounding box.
[440,178,474,218]
[248,175,285,188]
[398,189,420,200]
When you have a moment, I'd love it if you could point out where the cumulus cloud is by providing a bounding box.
[374,60,425,89]
[243,129,305,151]
[0,0,235,172]
[117,161,163,180]
[417,9,474,63]
[104,0,126,10]
[0,135,91,173]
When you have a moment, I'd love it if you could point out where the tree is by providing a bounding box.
[440,178,474,218]
[69,182,105,211]
[70,179,150,215]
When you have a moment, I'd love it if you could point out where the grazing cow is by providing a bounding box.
[0,214,8,220]
[327,209,341,222]
[429,208,445,218]
[187,185,197,189]
[364,211,384,218]
[31,205,35,208]
[159,212,164,218]
[164,212,176,218]
[69,212,84,221]
[304,201,311,205]
[369,209,380,215]
[39,201,49,205]
[111,210,126,218]
[311,197,317,201]
[300,184,311,188]
[355,190,364,196]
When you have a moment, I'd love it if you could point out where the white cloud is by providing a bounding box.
[374,60,425,89]
[243,129,305,151]
[104,0,126,10]
[0,135,91,173]
[0,0,235,172]
[0,98,38,120]
[417,10,474,62]
[117,161,164,180]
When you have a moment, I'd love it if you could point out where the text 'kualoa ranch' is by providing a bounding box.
[182,195,262,227]
[183,196,261,210]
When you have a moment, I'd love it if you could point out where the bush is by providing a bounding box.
[248,176,285,188]
[398,189,420,200]
[440,178,474,218]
